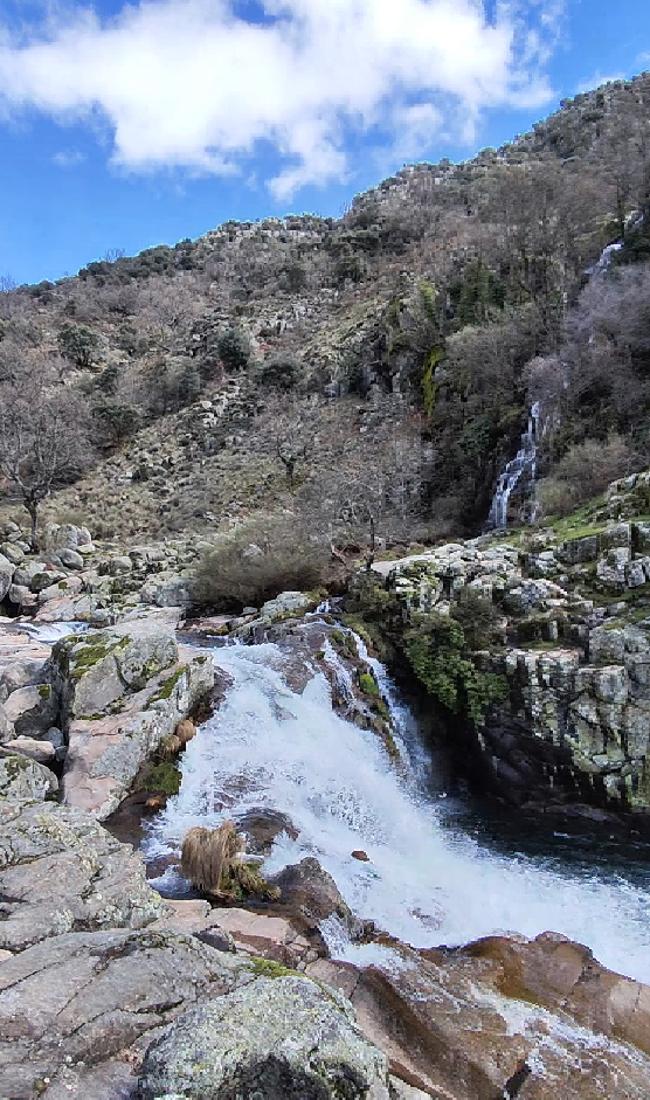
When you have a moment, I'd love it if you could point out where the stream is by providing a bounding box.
[143,626,650,984]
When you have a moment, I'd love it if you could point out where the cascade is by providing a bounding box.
[145,633,650,983]
[486,401,541,529]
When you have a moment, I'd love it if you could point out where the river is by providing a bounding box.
[143,626,650,984]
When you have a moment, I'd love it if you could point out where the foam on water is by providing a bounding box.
[146,641,650,983]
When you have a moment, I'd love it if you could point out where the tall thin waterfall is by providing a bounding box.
[487,401,541,529]
[144,636,650,983]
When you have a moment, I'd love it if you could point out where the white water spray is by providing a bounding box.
[146,640,650,983]
[487,401,541,529]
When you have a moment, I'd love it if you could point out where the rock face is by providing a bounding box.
[0,801,168,951]
[138,975,392,1100]
[60,645,214,819]
[360,497,650,817]
[0,753,58,801]
[0,929,253,1100]
[307,933,650,1100]
[52,620,178,721]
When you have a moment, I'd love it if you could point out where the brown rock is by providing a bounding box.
[352,849,370,862]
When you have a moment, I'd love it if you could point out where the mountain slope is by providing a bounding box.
[2,73,650,546]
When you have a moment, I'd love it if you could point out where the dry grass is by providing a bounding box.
[180,821,280,901]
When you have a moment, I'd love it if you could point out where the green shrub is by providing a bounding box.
[258,354,301,390]
[218,326,251,371]
[57,323,100,368]
[404,613,507,725]
[193,514,329,611]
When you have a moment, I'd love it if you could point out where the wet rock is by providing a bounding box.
[0,928,251,1099]
[307,935,650,1100]
[138,975,391,1100]
[0,801,167,951]
[236,806,299,854]
[0,753,57,801]
[272,857,353,924]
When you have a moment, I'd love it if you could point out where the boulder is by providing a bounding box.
[52,621,178,721]
[0,801,168,951]
[596,547,631,590]
[0,702,14,744]
[58,547,85,570]
[61,649,214,819]
[7,584,37,610]
[0,554,13,601]
[140,571,193,608]
[3,682,58,738]
[30,569,67,593]
[236,806,299,855]
[0,754,57,801]
[0,542,24,566]
[261,590,314,620]
[138,975,391,1100]
[272,857,352,924]
[0,928,252,1099]
[10,561,45,588]
[1,736,56,765]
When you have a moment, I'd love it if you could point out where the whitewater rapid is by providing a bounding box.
[145,638,650,983]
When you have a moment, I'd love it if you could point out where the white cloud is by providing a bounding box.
[576,72,625,95]
[0,0,561,199]
[52,148,85,167]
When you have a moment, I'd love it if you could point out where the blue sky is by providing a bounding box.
[0,0,649,286]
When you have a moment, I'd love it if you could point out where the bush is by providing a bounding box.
[540,435,635,517]
[218,326,251,371]
[57,323,100,368]
[193,515,329,611]
[258,354,300,391]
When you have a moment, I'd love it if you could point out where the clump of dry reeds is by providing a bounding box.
[180,821,279,901]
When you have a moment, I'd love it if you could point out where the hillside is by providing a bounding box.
[3,73,650,549]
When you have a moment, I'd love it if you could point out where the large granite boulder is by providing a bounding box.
[0,929,252,1099]
[0,701,14,743]
[52,621,178,721]
[3,682,58,738]
[61,648,214,819]
[138,975,392,1100]
[0,801,168,951]
[0,553,13,600]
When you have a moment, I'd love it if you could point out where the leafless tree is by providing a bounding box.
[0,369,92,548]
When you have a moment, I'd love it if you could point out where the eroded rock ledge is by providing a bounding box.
[351,472,650,820]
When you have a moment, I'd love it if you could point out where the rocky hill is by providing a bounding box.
[2,74,650,552]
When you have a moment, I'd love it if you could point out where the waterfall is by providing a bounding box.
[145,637,650,983]
[586,240,623,277]
[487,401,541,530]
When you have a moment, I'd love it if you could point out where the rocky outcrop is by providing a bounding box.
[0,801,167,951]
[57,630,214,819]
[356,488,650,818]
[0,929,253,1099]
[307,933,650,1099]
[138,975,393,1100]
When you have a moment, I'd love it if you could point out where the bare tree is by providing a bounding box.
[270,396,316,487]
[0,370,92,548]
